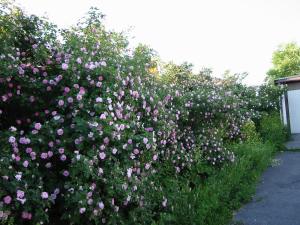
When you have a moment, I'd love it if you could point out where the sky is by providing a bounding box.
[15,0,300,85]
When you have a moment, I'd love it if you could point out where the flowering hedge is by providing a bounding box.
[0,3,283,224]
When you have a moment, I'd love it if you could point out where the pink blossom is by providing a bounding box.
[64,87,70,93]
[34,123,42,130]
[8,136,16,143]
[58,100,64,106]
[145,127,153,132]
[47,151,53,158]
[3,195,12,204]
[100,113,106,120]
[61,63,68,70]
[40,152,48,159]
[67,97,73,103]
[103,137,110,144]
[26,147,32,153]
[60,154,66,161]
[22,211,32,220]
[63,170,69,177]
[17,190,25,199]
[76,57,82,64]
[57,129,64,136]
[99,152,106,160]
[58,148,64,154]
[23,160,29,167]
[143,137,148,144]
[145,163,151,170]
[127,168,133,178]
[112,148,117,154]
[79,208,86,214]
[96,97,103,103]
[98,201,104,209]
[41,192,48,199]
[48,141,54,147]
[76,94,82,101]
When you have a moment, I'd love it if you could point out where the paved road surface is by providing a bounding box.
[234,151,300,225]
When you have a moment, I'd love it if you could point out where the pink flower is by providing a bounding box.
[40,152,48,159]
[34,123,42,130]
[145,163,151,170]
[21,211,32,220]
[22,211,28,219]
[17,190,25,199]
[23,160,29,168]
[103,137,109,144]
[41,192,48,199]
[61,63,68,70]
[48,141,54,147]
[98,201,104,209]
[67,97,73,103]
[8,136,16,143]
[145,127,153,132]
[76,57,82,64]
[79,208,86,214]
[58,148,64,154]
[3,195,12,204]
[58,100,64,106]
[143,137,148,144]
[47,151,53,158]
[64,87,70,93]
[57,129,64,136]
[63,170,69,177]
[100,113,106,120]
[60,154,66,161]
[127,168,133,178]
[99,152,106,160]
[26,147,32,153]
[112,148,117,154]
[96,97,103,103]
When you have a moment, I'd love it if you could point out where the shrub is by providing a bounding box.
[240,119,261,143]
[155,141,278,225]
[0,2,285,224]
[258,112,288,149]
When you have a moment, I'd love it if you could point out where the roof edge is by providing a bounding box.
[274,74,300,85]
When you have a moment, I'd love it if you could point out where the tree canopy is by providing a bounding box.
[267,42,300,82]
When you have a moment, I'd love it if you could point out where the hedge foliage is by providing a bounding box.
[0,3,285,224]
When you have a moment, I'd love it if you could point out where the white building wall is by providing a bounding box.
[287,90,300,134]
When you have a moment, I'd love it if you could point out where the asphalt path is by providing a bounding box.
[234,151,300,225]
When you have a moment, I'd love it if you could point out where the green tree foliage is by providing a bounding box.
[160,62,193,85]
[267,42,300,82]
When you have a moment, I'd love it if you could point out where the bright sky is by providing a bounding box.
[15,0,300,85]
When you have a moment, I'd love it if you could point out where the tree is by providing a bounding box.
[267,42,300,82]
[160,61,193,85]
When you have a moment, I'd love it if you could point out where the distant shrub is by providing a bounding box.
[241,120,261,143]
[258,112,288,149]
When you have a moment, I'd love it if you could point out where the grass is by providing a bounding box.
[156,141,278,225]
